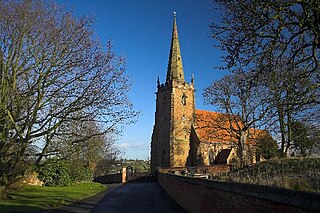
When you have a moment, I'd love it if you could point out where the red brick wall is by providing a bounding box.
[158,172,320,213]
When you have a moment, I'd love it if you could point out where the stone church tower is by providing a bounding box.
[151,15,195,174]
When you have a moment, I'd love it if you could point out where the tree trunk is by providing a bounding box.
[284,108,293,155]
[277,105,287,157]
[0,185,6,200]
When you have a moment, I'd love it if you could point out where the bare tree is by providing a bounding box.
[210,0,319,158]
[203,71,272,166]
[211,0,319,105]
[94,135,123,176]
[259,58,318,155]
[0,0,138,184]
[37,120,109,165]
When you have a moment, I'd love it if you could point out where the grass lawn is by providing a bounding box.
[0,182,107,213]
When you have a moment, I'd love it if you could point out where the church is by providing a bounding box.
[150,15,264,175]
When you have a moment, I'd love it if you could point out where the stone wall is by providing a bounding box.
[170,81,195,168]
[158,172,320,213]
[151,79,195,174]
[159,165,230,177]
[94,168,148,184]
[151,83,172,174]
[94,173,122,184]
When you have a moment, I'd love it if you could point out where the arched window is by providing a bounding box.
[181,93,187,105]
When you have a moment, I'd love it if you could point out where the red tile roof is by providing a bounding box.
[194,110,266,145]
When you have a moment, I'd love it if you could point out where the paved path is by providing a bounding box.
[49,182,186,213]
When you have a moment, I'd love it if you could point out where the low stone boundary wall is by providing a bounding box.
[127,173,149,182]
[94,173,122,184]
[160,165,230,175]
[94,169,149,184]
[158,172,320,212]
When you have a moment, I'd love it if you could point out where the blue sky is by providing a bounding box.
[59,0,226,159]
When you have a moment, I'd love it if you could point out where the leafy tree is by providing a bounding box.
[255,131,279,160]
[308,124,320,156]
[291,121,314,156]
[0,0,138,185]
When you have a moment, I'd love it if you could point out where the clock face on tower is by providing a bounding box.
[181,93,187,106]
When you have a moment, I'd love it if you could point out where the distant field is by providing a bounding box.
[215,158,320,193]
[0,182,107,213]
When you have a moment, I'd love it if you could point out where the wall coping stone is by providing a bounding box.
[159,172,320,211]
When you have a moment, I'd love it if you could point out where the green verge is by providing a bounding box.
[0,182,107,213]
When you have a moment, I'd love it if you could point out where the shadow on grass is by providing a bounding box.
[0,204,44,213]
[0,183,107,212]
[1,191,78,212]
[6,193,74,209]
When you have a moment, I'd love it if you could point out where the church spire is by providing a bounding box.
[166,12,184,83]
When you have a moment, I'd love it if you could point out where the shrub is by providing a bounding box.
[70,166,93,182]
[37,160,72,186]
